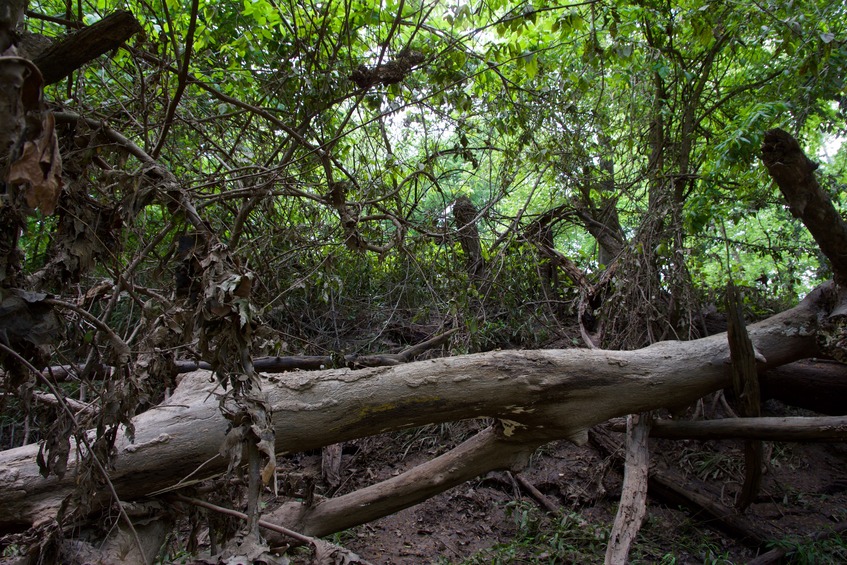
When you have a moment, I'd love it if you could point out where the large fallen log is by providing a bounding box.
[0,283,839,532]
[760,359,847,415]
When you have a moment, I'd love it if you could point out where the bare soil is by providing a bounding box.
[276,399,847,564]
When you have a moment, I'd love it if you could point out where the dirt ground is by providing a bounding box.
[275,399,847,564]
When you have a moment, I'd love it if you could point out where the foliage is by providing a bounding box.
[15,0,846,354]
[458,504,610,564]
[1,0,846,560]
[457,502,750,564]
[768,531,847,564]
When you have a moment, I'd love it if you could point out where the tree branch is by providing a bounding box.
[761,129,847,284]
[32,11,142,85]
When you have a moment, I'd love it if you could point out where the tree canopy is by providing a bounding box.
[12,0,847,346]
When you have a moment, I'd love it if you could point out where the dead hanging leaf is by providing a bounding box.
[246,396,277,485]
[233,274,252,298]
[8,112,63,215]
[220,425,248,474]
[36,411,73,478]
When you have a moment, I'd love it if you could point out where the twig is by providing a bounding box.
[513,473,559,514]
[172,494,375,564]
[151,0,200,159]
[0,390,96,416]
[43,297,130,362]
[0,342,147,564]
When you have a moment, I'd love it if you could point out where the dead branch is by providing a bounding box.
[172,494,374,564]
[175,328,458,373]
[590,427,771,549]
[513,473,560,513]
[605,413,651,565]
[726,284,762,511]
[618,416,847,442]
[263,425,546,539]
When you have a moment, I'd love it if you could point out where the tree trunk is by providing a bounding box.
[762,128,847,284]
[453,195,485,281]
[0,282,838,532]
[760,359,847,415]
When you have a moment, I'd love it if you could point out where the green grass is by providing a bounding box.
[767,531,847,564]
[456,502,609,564]
[453,502,751,564]
[453,499,847,565]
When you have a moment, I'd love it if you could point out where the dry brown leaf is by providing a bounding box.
[8,112,63,215]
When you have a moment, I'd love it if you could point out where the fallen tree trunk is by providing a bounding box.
[760,359,847,415]
[612,416,847,442]
[0,283,839,531]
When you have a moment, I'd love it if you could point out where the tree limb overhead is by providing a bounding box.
[761,129,847,284]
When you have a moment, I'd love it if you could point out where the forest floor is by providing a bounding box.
[276,399,847,564]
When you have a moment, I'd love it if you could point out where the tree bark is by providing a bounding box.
[32,11,142,86]
[760,359,847,415]
[640,416,847,442]
[263,425,544,540]
[761,128,847,284]
[453,195,485,281]
[605,413,651,565]
[726,284,762,511]
[0,282,836,531]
